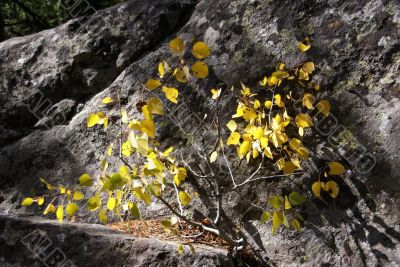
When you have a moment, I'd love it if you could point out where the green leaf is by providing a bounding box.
[87,194,101,211]
[260,211,271,224]
[288,192,306,206]
[177,242,184,254]
[178,191,191,206]
[99,209,108,224]
[268,195,283,209]
[79,174,93,187]
[129,202,141,219]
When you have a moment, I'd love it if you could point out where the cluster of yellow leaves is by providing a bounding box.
[260,192,305,234]
[312,162,345,199]
[146,38,211,104]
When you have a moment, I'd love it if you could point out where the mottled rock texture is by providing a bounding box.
[0,0,399,266]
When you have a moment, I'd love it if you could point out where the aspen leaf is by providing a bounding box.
[146,79,162,90]
[274,94,285,107]
[317,100,330,116]
[87,113,99,128]
[192,41,210,59]
[289,138,302,151]
[99,209,108,224]
[122,141,132,157]
[284,196,292,210]
[102,96,113,104]
[272,211,284,234]
[242,107,257,121]
[169,37,184,55]
[191,61,209,78]
[107,144,113,156]
[227,132,240,145]
[121,109,129,124]
[211,88,221,99]
[79,174,93,187]
[264,100,272,109]
[66,203,78,217]
[328,162,345,175]
[303,62,315,74]
[260,211,271,223]
[210,151,218,163]
[302,93,315,109]
[21,198,34,206]
[297,37,311,52]
[292,219,301,231]
[43,204,56,215]
[174,68,189,83]
[264,147,273,159]
[161,86,179,104]
[288,192,306,206]
[254,100,261,109]
[268,195,283,209]
[312,182,322,197]
[177,242,184,254]
[129,202,141,219]
[226,120,237,132]
[260,76,268,86]
[73,191,84,200]
[158,62,165,78]
[107,197,116,210]
[238,140,251,159]
[178,191,191,206]
[40,178,55,190]
[298,127,304,137]
[295,113,313,128]
[87,194,101,211]
[56,205,64,222]
[325,181,339,198]
[283,213,290,228]
[174,167,187,186]
[141,119,156,139]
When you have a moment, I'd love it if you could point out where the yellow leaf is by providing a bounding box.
[158,62,165,78]
[264,147,273,159]
[66,203,78,217]
[254,100,261,109]
[73,191,85,200]
[317,100,330,116]
[121,109,129,124]
[238,140,251,159]
[302,93,315,109]
[161,86,179,104]
[146,79,162,90]
[107,197,116,210]
[272,211,284,235]
[274,94,285,107]
[289,138,302,151]
[242,107,257,121]
[21,197,34,206]
[264,100,272,109]
[59,185,66,194]
[174,167,187,186]
[328,162,345,175]
[297,37,311,52]
[297,147,309,159]
[87,113,99,128]
[122,141,132,157]
[192,41,210,59]
[40,178,55,190]
[227,131,240,145]
[295,113,313,128]
[284,196,292,210]
[298,127,304,137]
[102,96,113,104]
[226,120,237,132]
[303,62,315,74]
[141,119,156,139]
[174,68,189,83]
[259,76,268,86]
[179,191,191,206]
[169,37,184,55]
[56,205,64,222]
[312,182,322,197]
[252,127,264,140]
[107,144,113,157]
[99,209,108,224]
[43,204,56,215]
[177,242,184,254]
[79,174,93,187]
[268,195,283,209]
[191,61,209,78]
[325,181,339,198]
[87,194,101,211]
[292,219,301,231]
[209,151,218,163]
[211,88,221,99]
[260,211,271,223]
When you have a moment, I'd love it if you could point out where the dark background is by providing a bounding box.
[0,0,126,41]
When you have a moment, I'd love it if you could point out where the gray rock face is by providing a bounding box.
[0,0,399,266]
[0,215,233,267]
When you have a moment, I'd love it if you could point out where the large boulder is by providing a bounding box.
[0,0,399,265]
